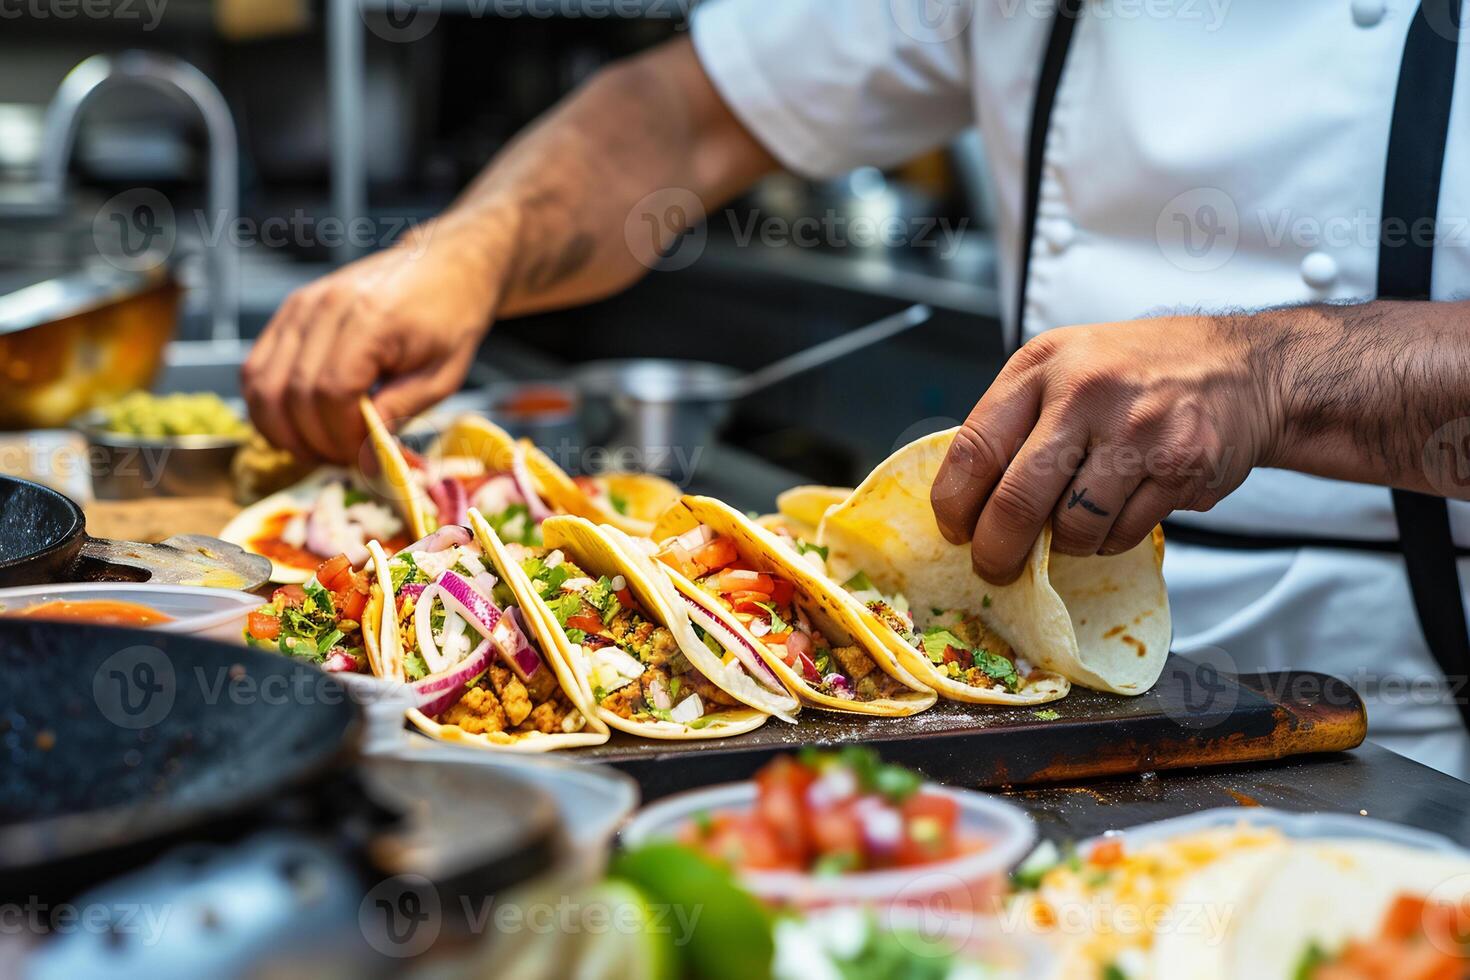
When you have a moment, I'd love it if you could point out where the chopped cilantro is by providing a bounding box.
[795,539,828,561]
[1293,943,1329,980]
[982,593,992,608]
[343,487,372,506]
[486,502,540,546]
[843,570,875,592]
[582,576,623,621]
[608,492,629,515]
[755,601,788,634]
[812,852,859,877]
[976,650,1020,692]
[543,592,583,629]
[1103,965,1129,980]
[390,553,421,592]
[1033,708,1061,721]
[920,627,966,664]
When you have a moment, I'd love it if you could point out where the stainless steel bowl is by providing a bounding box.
[74,410,244,500]
[572,359,740,474]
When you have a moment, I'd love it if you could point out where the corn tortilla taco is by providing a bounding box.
[652,495,937,716]
[485,512,783,739]
[818,428,1170,696]
[363,521,608,752]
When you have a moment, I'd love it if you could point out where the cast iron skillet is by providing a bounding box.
[0,619,359,898]
[0,474,272,588]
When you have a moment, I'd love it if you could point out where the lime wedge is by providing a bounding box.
[567,879,679,980]
[611,843,774,980]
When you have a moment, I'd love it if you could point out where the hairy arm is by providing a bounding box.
[930,301,1470,584]
[244,37,777,462]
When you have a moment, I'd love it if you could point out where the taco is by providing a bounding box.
[652,495,936,716]
[818,429,1170,697]
[756,485,854,542]
[242,551,379,674]
[221,467,413,584]
[363,522,608,751]
[364,400,681,548]
[487,511,785,738]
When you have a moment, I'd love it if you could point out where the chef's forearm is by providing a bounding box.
[1253,300,1470,497]
[425,37,776,319]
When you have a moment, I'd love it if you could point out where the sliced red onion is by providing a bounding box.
[681,595,783,690]
[856,798,903,859]
[490,606,542,680]
[824,672,855,699]
[511,444,553,523]
[795,649,821,684]
[436,569,504,637]
[322,650,360,673]
[440,478,469,525]
[647,674,673,711]
[472,572,499,595]
[400,583,429,600]
[414,638,495,717]
[307,482,369,567]
[405,525,473,554]
[426,479,451,523]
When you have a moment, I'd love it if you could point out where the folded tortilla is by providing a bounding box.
[363,528,609,752]
[488,512,775,739]
[818,428,1170,696]
[756,485,854,541]
[653,495,937,716]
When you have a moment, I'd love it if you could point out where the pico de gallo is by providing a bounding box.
[656,525,906,703]
[683,748,974,874]
[244,552,372,673]
[508,543,743,728]
[400,441,552,547]
[381,528,588,738]
[252,479,408,574]
[1296,894,1470,980]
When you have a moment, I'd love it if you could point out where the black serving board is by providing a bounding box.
[569,657,1367,802]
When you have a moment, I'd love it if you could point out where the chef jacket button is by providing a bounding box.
[1301,251,1338,289]
[1040,217,1076,253]
[1351,0,1386,27]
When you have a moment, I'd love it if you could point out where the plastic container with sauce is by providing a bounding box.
[619,781,1036,914]
[0,582,263,643]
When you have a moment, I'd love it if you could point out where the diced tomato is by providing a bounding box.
[1089,837,1125,868]
[656,545,703,580]
[615,588,636,610]
[271,584,307,608]
[730,592,773,615]
[573,475,599,494]
[768,578,795,607]
[1381,895,1430,942]
[942,645,974,669]
[810,801,864,860]
[247,610,281,641]
[336,588,368,622]
[691,536,739,573]
[787,630,813,660]
[565,611,606,635]
[698,814,794,871]
[755,757,816,865]
[897,793,961,866]
[316,554,355,592]
[715,569,774,596]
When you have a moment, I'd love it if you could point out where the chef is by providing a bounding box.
[244,1,1470,777]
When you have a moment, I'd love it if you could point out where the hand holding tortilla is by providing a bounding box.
[818,429,1169,696]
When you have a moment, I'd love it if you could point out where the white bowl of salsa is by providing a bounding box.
[620,749,1036,914]
[0,582,263,642]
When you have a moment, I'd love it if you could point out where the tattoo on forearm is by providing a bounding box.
[1068,488,1110,516]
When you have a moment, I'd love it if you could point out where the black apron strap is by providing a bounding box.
[1379,0,1470,729]
[1015,0,1083,352]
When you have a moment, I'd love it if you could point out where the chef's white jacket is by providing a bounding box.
[692,0,1470,777]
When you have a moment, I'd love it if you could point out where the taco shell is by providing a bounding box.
[492,512,772,739]
[653,496,937,716]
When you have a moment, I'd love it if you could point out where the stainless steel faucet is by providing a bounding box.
[36,51,239,342]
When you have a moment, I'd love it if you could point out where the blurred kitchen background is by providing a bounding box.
[0,0,1006,506]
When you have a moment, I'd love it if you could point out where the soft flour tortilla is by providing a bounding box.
[756,485,854,541]
[653,495,937,716]
[818,428,1170,696]
[362,529,609,752]
[219,466,351,584]
[492,512,771,739]
[362,397,436,539]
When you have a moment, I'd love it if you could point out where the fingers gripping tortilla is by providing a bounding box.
[653,495,937,716]
[364,526,609,752]
[486,512,776,739]
[818,428,1169,696]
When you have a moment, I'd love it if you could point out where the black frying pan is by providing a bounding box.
[0,619,359,898]
[0,474,272,589]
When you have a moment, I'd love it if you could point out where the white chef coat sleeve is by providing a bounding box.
[690,0,974,178]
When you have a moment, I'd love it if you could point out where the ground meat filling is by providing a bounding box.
[439,662,581,736]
